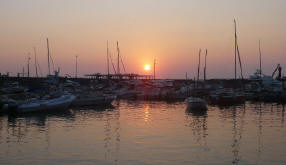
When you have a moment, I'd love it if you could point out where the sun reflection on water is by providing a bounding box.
[144,105,150,122]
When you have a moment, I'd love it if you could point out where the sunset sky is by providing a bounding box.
[0,0,285,79]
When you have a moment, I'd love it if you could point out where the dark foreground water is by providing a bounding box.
[0,101,286,165]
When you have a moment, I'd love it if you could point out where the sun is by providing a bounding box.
[144,65,151,71]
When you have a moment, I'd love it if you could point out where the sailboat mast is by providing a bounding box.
[154,59,156,80]
[107,41,110,75]
[27,55,31,78]
[46,38,51,75]
[197,49,201,81]
[259,40,262,76]
[22,67,25,77]
[117,41,120,74]
[204,49,207,81]
[75,55,78,78]
[34,47,38,78]
[234,19,237,80]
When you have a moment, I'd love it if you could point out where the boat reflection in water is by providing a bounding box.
[185,105,207,117]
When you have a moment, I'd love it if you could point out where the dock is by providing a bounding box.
[84,73,153,80]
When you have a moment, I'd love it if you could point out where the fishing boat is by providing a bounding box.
[14,94,76,113]
[185,97,207,110]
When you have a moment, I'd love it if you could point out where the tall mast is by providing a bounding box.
[234,19,237,80]
[75,55,78,78]
[117,41,120,74]
[34,47,38,78]
[27,55,31,78]
[154,59,156,80]
[197,49,201,81]
[22,67,25,77]
[107,41,110,75]
[204,49,207,81]
[46,38,51,75]
[259,40,262,76]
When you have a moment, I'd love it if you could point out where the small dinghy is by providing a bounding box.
[15,94,76,113]
[185,97,207,111]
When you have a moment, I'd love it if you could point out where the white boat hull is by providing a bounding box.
[16,95,76,113]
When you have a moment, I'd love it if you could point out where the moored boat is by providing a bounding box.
[15,94,76,113]
[185,97,207,111]
[209,88,246,105]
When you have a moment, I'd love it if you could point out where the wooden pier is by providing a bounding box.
[85,73,153,80]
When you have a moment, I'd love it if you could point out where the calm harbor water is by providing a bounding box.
[0,100,286,165]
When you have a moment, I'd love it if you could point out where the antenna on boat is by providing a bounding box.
[259,40,262,77]
[204,49,207,81]
[234,19,237,80]
[34,47,38,78]
[47,38,51,75]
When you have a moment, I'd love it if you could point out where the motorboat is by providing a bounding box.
[15,94,76,113]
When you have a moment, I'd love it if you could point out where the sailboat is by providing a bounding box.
[249,40,263,80]
[209,20,246,105]
[248,40,282,87]
[46,38,60,78]
[185,97,207,111]
[185,49,207,111]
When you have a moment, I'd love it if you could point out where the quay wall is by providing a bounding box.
[0,76,250,88]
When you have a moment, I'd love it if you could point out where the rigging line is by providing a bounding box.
[37,62,43,77]
[113,45,118,74]
[119,50,126,73]
[237,44,244,80]
[109,52,117,74]
[49,52,55,72]
[34,46,43,77]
